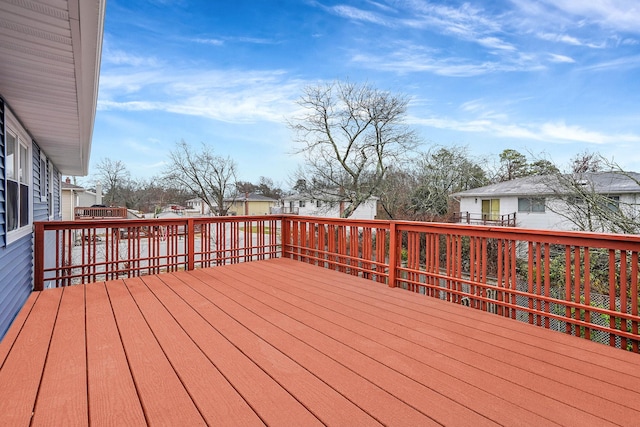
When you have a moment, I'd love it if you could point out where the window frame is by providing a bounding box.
[40,151,48,203]
[5,110,33,245]
[48,164,55,219]
[518,197,546,213]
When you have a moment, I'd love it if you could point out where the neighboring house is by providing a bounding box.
[186,197,212,216]
[282,193,378,220]
[451,172,640,231]
[228,193,279,216]
[0,1,105,337]
[61,179,103,221]
[186,194,280,216]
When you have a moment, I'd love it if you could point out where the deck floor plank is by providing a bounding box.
[0,287,62,426]
[265,258,640,380]
[244,259,639,424]
[143,272,324,426]
[126,275,266,426]
[85,282,147,426]
[195,270,510,425]
[202,263,571,426]
[159,271,394,426]
[105,279,207,426]
[32,286,88,426]
[1,258,639,426]
[0,292,39,368]
[180,272,442,425]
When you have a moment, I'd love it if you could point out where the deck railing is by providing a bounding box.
[74,206,128,220]
[34,215,640,352]
[452,211,517,227]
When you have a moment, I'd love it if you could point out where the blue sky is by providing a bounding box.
[90,0,640,187]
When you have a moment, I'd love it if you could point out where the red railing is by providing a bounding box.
[34,216,281,290]
[34,215,640,352]
[74,206,128,220]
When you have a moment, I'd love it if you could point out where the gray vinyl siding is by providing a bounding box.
[0,98,32,339]
[0,103,64,339]
[0,98,5,247]
[0,233,32,337]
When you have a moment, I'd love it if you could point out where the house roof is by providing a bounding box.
[0,0,106,175]
[227,193,279,203]
[283,192,379,202]
[61,181,85,191]
[451,172,640,198]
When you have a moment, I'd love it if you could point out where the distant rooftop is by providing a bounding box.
[452,171,640,198]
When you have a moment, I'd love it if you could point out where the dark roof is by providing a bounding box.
[451,172,640,198]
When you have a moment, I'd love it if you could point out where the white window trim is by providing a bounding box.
[40,151,47,202]
[47,166,57,221]
[5,109,33,245]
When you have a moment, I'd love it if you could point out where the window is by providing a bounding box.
[316,200,322,207]
[518,197,545,213]
[299,200,306,208]
[5,112,32,243]
[603,195,620,212]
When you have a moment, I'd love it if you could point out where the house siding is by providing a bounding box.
[0,233,32,337]
[0,103,64,338]
[0,98,5,247]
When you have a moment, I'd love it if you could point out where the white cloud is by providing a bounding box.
[538,0,640,34]
[540,121,640,144]
[548,53,575,63]
[330,5,393,26]
[536,32,583,46]
[98,64,304,124]
[193,38,224,46]
[409,112,640,145]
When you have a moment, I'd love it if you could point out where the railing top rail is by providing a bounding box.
[37,213,640,247]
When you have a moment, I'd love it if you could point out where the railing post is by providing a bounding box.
[187,218,195,271]
[281,216,290,258]
[34,222,44,291]
[388,222,397,288]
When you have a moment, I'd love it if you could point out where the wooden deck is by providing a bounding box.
[1,258,639,426]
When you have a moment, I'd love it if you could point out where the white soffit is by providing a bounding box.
[0,0,106,175]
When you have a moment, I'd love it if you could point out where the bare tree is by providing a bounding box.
[410,146,488,220]
[289,80,419,218]
[163,141,238,215]
[93,158,130,206]
[538,153,640,234]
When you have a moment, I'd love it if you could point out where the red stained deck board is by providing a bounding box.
[267,258,640,375]
[31,286,88,426]
[104,279,207,426]
[192,270,502,425]
[141,272,323,426]
[157,271,390,426]
[240,260,639,423]
[199,264,571,426]
[0,288,62,425]
[271,258,640,371]
[85,283,147,426]
[1,258,639,426]
[0,292,39,367]
[125,275,265,426]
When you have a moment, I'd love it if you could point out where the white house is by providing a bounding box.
[282,193,378,220]
[61,179,104,221]
[451,172,640,231]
